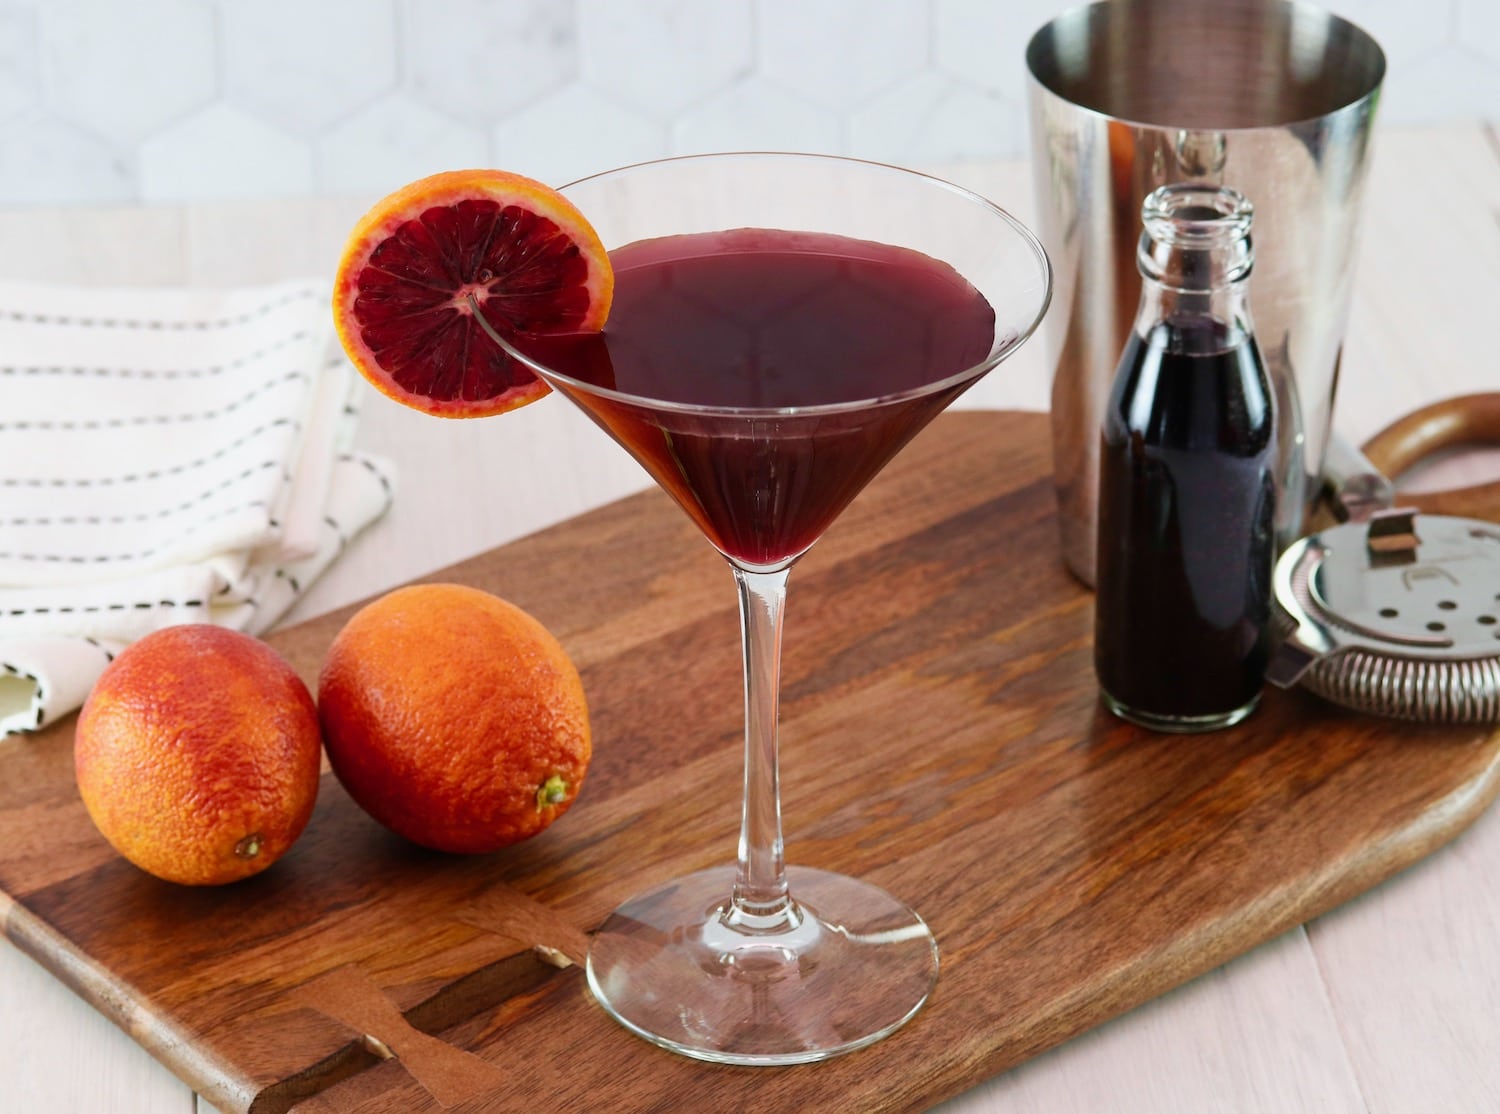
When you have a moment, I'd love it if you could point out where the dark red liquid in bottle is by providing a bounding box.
[1093,317,1276,722]
[527,228,997,567]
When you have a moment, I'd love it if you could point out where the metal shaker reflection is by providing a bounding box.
[1025,0,1385,585]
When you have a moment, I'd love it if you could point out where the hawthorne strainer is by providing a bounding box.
[1268,393,1500,724]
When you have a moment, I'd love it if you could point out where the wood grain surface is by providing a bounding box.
[2,410,1498,1114]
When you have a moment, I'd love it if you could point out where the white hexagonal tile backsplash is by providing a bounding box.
[139,103,315,201]
[4,0,1496,205]
[578,0,752,118]
[0,5,40,124]
[223,0,399,137]
[758,0,928,111]
[318,93,488,197]
[492,84,666,187]
[405,0,578,124]
[40,0,216,146]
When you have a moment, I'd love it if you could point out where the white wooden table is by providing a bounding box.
[1,125,1496,1113]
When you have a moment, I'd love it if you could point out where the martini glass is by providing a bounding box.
[490,153,1050,1064]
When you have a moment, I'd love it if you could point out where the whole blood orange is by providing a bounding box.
[317,583,590,854]
[333,168,613,419]
[75,625,322,886]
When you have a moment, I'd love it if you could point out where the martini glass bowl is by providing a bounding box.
[498,153,1051,1065]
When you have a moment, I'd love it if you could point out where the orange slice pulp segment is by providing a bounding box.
[332,169,614,419]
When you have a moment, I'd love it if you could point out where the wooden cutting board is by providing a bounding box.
[2,410,1498,1114]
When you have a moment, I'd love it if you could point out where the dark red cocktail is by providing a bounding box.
[527,227,997,566]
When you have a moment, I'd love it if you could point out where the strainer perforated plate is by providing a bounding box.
[1270,511,1500,722]
[1269,393,1500,723]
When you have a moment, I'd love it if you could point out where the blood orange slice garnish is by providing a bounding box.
[333,169,613,418]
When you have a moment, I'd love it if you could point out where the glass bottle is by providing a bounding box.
[1093,183,1277,732]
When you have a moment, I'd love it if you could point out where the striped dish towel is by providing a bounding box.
[0,278,394,735]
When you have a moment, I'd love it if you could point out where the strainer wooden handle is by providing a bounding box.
[1360,392,1500,522]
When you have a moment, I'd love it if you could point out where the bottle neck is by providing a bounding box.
[1133,271,1254,346]
[1133,183,1257,346]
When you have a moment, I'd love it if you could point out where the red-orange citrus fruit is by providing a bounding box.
[317,583,591,854]
[332,168,613,418]
[75,625,322,886]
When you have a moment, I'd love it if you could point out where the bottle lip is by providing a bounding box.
[1137,183,1255,288]
[1142,183,1255,246]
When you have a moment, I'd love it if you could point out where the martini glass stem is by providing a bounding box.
[729,565,795,930]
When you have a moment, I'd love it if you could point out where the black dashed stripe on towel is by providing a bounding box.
[324,514,348,551]
[1,420,297,490]
[341,454,394,502]
[0,502,271,558]
[0,370,308,431]
[0,331,311,379]
[83,637,115,662]
[0,288,316,331]
[2,474,273,528]
[5,598,205,616]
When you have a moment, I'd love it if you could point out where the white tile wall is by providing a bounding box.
[40,0,216,146]
[223,0,399,137]
[578,0,752,117]
[406,0,577,122]
[0,4,38,120]
[0,0,1492,205]
[758,0,928,111]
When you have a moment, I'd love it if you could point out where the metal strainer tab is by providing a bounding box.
[1268,393,1500,724]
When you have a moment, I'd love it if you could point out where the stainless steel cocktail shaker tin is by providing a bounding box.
[1026,0,1386,585]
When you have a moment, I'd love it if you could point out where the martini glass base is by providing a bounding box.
[585,865,939,1065]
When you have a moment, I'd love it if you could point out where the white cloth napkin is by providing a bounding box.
[0,278,395,735]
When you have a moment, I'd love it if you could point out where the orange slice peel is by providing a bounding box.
[333,168,613,419]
